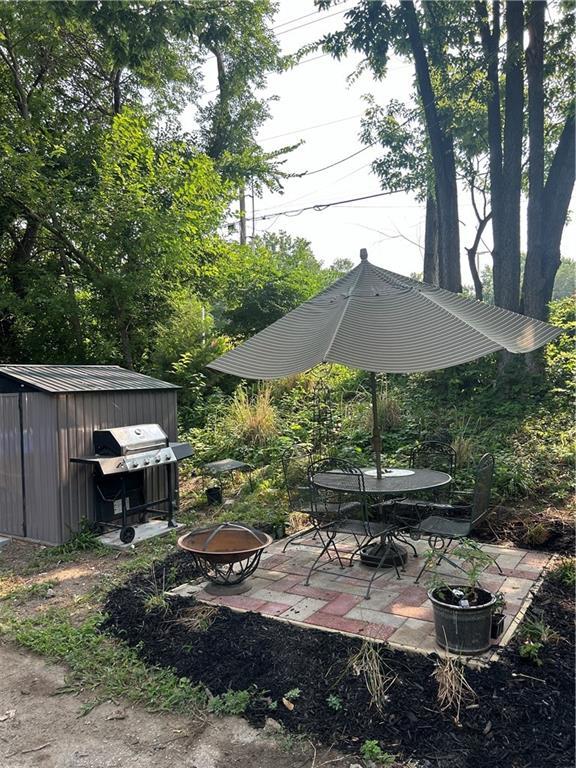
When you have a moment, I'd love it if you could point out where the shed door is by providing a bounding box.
[0,394,25,537]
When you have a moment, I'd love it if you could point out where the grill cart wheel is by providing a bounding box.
[120,526,136,544]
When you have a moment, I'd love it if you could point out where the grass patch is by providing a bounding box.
[0,579,57,603]
[0,609,207,716]
[24,525,106,574]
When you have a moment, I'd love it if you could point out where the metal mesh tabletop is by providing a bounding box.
[312,468,451,495]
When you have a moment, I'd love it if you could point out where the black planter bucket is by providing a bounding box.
[491,612,506,639]
[206,486,223,505]
[429,586,497,655]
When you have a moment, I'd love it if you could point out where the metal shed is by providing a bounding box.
[0,365,179,544]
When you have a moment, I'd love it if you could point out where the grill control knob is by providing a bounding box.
[144,460,150,466]
[155,457,161,463]
[131,461,138,468]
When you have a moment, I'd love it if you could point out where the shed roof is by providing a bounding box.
[0,365,179,393]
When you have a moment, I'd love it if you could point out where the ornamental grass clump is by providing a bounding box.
[225,386,278,446]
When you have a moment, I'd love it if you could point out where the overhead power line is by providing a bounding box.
[274,5,350,36]
[260,113,363,142]
[251,189,412,222]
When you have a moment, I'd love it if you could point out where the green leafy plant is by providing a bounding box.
[425,538,496,602]
[360,739,395,766]
[549,558,575,588]
[326,693,343,711]
[518,639,545,665]
[208,689,252,716]
[283,687,301,702]
[518,613,561,665]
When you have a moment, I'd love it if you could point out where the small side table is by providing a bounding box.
[202,459,254,504]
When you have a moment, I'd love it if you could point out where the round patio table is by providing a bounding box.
[311,467,452,569]
[312,467,451,496]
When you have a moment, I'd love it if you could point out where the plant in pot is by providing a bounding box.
[424,538,505,655]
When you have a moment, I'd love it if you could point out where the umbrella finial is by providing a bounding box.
[360,248,368,261]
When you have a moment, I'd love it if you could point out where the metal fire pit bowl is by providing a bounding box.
[177,522,272,595]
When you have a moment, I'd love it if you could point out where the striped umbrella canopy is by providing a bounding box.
[208,249,561,477]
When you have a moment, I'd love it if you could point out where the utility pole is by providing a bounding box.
[239,186,247,245]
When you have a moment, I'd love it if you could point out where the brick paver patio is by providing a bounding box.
[171,534,552,658]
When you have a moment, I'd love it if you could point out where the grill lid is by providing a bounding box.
[94,424,168,456]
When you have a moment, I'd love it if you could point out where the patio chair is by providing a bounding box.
[381,440,457,530]
[304,458,400,598]
[413,453,502,583]
[281,443,323,553]
[303,457,368,582]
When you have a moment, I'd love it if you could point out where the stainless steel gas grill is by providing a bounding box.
[71,424,192,543]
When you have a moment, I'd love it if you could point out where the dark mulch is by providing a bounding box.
[475,505,574,555]
[102,553,575,768]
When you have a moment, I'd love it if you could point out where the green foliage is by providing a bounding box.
[283,687,301,701]
[426,539,496,590]
[326,693,343,711]
[216,232,334,337]
[208,689,252,716]
[518,614,561,666]
[549,558,576,589]
[359,739,395,766]
[0,0,287,370]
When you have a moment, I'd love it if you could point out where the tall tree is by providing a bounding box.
[521,1,575,322]
[320,0,468,291]
[475,1,524,314]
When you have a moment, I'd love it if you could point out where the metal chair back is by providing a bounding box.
[470,453,495,527]
[307,457,365,526]
[409,440,456,476]
[281,443,314,513]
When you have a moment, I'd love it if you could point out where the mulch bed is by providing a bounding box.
[475,505,574,554]
[103,552,574,768]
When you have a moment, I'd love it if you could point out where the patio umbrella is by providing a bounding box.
[208,249,561,478]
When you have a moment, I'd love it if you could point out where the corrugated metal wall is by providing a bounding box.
[0,395,24,537]
[57,390,178,539]
[21,393,61,543]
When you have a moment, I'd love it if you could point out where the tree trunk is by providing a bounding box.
[6,217,39,299]
[475,0,503,284]
[494,1,524,314]
[466,212,491,301]
[423,190,439,285]
[522,113,576,320]
[112,68,122,115]
[400,0,462,292]
[59,255,85,358]
[524,0,545,316]
[476,1,524,314]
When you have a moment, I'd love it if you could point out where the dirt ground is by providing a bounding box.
[0,643,349,768]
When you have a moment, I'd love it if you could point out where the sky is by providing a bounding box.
[182,0,575,286]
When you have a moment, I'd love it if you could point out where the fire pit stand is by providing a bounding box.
[178,522,272,595]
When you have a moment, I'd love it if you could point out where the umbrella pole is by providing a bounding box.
[370,372,382,480]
